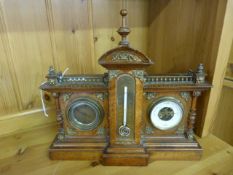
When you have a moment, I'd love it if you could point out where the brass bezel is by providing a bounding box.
[66,97,104,131]
[148,96,184,130]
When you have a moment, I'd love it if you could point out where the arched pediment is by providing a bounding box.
[98,46,153,70]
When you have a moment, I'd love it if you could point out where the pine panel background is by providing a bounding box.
[0,0,149,117]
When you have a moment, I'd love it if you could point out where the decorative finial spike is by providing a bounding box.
[118,9,130,46]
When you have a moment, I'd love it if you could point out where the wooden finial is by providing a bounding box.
[118,9,130,46]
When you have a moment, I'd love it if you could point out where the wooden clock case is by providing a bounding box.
[40,9,211,166]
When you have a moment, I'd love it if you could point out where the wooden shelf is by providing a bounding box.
[224,77,233,88]
[225,76,233,80]
[0,124,232,175]
[228,61,233,65]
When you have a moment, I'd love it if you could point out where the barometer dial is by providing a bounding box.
[150,98,183,130]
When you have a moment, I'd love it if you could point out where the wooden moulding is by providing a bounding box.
[49,136,202,163]
[101,152,149,166]
[149,150,202,161]
[145,136,202,161]
[49,135,107,160]
[49,149,103,161]
[50,148,201,162]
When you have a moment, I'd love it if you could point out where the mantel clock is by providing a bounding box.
[40,9,211,166]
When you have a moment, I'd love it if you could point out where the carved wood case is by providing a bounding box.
[40,9,211,166]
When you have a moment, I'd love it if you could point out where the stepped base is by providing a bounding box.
[102,145,149,166]
[49,135,107,160]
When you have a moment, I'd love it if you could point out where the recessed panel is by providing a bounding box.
[116,74,135,140]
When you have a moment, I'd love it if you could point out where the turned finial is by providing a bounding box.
[117,9,130,46]
[195,63,207,83]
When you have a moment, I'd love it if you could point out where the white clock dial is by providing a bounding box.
[150,98,183,130]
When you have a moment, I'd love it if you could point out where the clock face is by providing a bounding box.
[67,98,103,130]
[150,98,183,130]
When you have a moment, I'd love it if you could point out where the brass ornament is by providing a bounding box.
[132,70,144,82]
[96,93,104,101]
[180,92,190,102]
[63,93,72,102]
[195,63,207,84]
[145,75,194,85]
[145,126,154,135]
[97,127,105,135]
[57,129,65,141]
[119,125,130,137]
[176,125,185,134]
[112,52,141,62]
[108,70,120,79]
[66,127,76,135]
[144,92,157,100]
[193,90,201,97]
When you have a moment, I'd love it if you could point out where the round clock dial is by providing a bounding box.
[67,98,103,131]
[150,98,183,130]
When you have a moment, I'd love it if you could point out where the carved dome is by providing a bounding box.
[98,46,153,70]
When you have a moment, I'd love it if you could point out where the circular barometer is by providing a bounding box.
[150,98,183,130]
[67,98,103,130]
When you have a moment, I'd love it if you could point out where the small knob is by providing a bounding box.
[120,9,128,17]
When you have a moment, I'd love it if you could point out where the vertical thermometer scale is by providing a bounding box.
[119,86,130,136]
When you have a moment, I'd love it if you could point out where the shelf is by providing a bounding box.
[224,77,233,89]
[0,124,233,175]
[228,61,233,65]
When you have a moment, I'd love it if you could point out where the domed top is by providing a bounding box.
[98,46,153,70]
[98,9,153,70]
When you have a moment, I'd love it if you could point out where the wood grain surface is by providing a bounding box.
[0,123,232,175]
[201,0,233,137]
[0,0,149,116]
[213,86,233,146]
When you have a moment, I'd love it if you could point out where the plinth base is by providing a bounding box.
[102,146,149,166]
[49,135,107,160]
[144,136,203,161]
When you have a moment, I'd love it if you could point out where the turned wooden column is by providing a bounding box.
[188,91,201,139]
[52,92,65,140]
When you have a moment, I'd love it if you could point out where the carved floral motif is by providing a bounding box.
[144,92,157,100]
[180,92,190,102]
[97,127,105,135]
[112,52,141,62]
[145,126,154,135]
[108,70,120,79]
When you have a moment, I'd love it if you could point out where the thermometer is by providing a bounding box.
[119,86,130,136]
